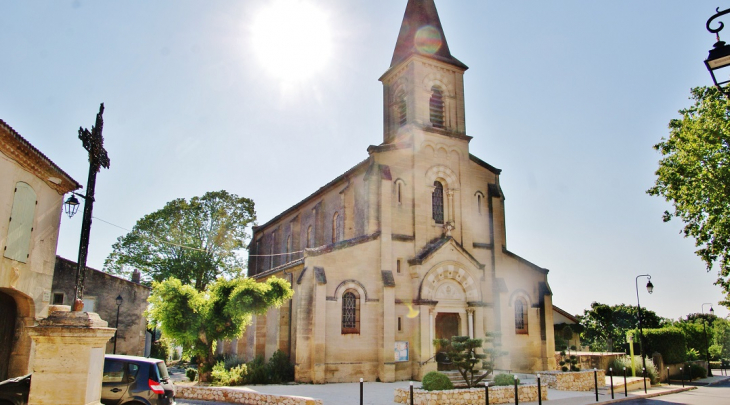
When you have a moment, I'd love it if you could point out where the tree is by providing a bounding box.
[579,302,666,351]
[433,333,505,388]
[105,190,255,291]
[648,86,730,307]
[147,276,293,381]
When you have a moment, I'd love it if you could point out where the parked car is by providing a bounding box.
[0,374,30,405]
[102,355,176,405]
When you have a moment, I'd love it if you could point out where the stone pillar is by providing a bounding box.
[467,308,475,339]
[27,307,115,405]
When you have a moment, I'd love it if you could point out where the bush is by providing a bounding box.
[493,374,519,386]
[149,340,169,361]
[267,350,294,384]
[606,356,659,384]
[421,371,454,391]
[686,348,700,361]
[186,367,197,382]
[246,355,269,384]
[642,327,687,364]
[211,361,248,386]
[684,363,707,379]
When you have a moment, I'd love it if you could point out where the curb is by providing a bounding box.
[592,386,697,404]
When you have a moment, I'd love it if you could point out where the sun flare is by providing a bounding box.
[251,0,333,82]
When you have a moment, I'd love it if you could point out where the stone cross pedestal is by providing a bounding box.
[27,306,115,405]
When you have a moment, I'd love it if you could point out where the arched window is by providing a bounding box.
[5,182,36,263]
[432,181,444,224]
[515,298,528,334]
[306,225,313,248]
[397,91,407,127]
[429,86,444,129]
[477,193,482,215]
[342,290,360,334]
[397,182,402,204]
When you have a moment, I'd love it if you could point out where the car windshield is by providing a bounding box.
[156,361,170,382]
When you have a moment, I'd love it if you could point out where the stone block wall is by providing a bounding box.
[394,385,546,405]
[174,385,322,405]
[539,370,605,391]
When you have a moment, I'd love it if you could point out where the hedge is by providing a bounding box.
[641,327,686,364]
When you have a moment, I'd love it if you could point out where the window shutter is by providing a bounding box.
[4,182,36,263]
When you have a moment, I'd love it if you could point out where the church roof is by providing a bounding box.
[390,0,468,70]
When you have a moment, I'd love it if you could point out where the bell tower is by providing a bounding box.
[379,0,469,144]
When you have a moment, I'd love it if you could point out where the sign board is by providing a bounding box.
[395,341,409,362]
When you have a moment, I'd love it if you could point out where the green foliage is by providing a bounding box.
[104,190,256,291]
[648,86,730,306]
[246,355,269,384]
[686,348,700,361]
[579,302,667,352]
[267,350,294,384]
[149,338,169,361]
[712,318,730,358]
[607,356,659,384]
[709,344,723,361]
[641,327,687,364]
[147,276,293,381]
[684,362,707,379]
[433,333,506,388]
[211,361,248,386]
[421,371,454,391]
[186,368,198,382]
[558,352,579,372]
[493,374,519,386]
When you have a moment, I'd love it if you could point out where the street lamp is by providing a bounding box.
[63,103,110,311]
[113,294,123,354]
[705,7,730,96]
[635,275,654,375]
[702,303,715,377]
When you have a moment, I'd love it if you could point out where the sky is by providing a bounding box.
[2,0,729,321]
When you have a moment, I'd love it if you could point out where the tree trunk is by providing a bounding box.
[198,347,216,382]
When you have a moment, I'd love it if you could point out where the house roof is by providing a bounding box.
[0,119,81,194]
[408,236,485,269]
[389,0,468,70]
[553,305,579,324]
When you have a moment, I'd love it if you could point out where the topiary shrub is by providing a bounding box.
[493,374,519,386]
[186,367,197,382]
[642,327,687,364]
[421,371,454,391]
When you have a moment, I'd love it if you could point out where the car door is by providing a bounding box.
[101,359,129,405]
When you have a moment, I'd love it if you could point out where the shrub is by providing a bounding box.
[149,340,169,361]
[246,355,269,384]
[421,371,454,391]
[686,348,700,361]
[561,366,569,372]
[684,363,707,379]
[211,361,248,386]
[709,344,723,361]
[493,374,519,386]
[642,327,686,364]
[606,356,659,384]
[186,367,197,382]
[267,350,294,384]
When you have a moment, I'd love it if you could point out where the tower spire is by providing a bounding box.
[390,0,467,69]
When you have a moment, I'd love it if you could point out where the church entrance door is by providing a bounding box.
[435,312,460,371]
[0,292,17,380]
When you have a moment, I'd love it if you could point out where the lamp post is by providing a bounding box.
[702,303,715,377]
[705,7,730,96]
[63,103,110,310]
[635,275,654,374]
[113,294,123,354]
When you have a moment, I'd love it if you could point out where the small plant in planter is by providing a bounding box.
[422,371,454,391]
[558,352,580,372]
[433,333,507,388]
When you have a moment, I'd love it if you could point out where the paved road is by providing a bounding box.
[613,379,730,404]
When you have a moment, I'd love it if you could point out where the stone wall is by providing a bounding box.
[539,370,605,391]
[394,385,546,405]
[174,385,322,405]
[52,256,150,356]
[553,352,624,372]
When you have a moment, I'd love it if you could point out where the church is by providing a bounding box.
[236,0,557,383]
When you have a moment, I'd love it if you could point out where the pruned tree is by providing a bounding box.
[105,190,255,291]
[433,333,506,388]
[147,276,293,382]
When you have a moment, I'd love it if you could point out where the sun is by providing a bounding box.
[251,0,333,83]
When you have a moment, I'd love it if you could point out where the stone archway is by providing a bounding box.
[0,291,17,380]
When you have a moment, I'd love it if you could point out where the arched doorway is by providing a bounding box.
[0,292,17,380]
[435,312,459,371]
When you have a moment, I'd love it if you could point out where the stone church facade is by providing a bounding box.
[234,0,557,383]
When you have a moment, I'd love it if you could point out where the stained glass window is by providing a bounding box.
[515,299,528,334]
[432,181,444,224]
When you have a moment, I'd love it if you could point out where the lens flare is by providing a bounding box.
[406,303,420,318]
[414,25,442,55]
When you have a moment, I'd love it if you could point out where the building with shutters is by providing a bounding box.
[228,0,558,383]
[0,119,81,380]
